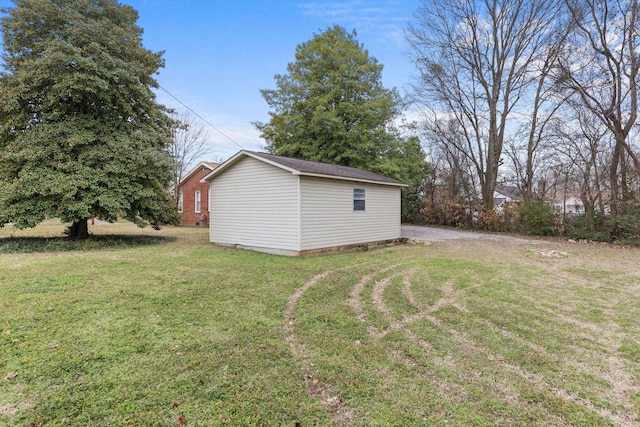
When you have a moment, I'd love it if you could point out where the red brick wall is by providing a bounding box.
[179,166,212,226]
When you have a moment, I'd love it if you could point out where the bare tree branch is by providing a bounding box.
[556,0,640,212]
[168,110,211,203]
[407,0,564,207]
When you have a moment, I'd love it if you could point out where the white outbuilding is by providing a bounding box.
[202,150,407,255]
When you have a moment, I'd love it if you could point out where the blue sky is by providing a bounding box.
[0,0,421,162]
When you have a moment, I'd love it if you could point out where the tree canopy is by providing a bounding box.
[407,0,562,208]
[255,25,408,173]
[0,0,179,239]
[406,0,640,238]
[255,25,430,220]
[556,0,640,214]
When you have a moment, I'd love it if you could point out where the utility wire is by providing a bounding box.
[38,0,244,151]
[40,0,244,150]
[158,84,245,150]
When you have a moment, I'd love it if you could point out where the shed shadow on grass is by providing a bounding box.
[0,234,175,254]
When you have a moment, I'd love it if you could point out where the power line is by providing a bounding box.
[158,84,245,150]
[36,0,245,152]
[38,0,245,151]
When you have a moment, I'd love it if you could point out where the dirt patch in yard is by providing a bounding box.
[0,402,33,418]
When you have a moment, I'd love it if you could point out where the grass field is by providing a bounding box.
[1,221,640,426]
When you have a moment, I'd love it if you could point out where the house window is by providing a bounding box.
[195,190,201,213]
[353,188,365,211]
[178,191,184,213]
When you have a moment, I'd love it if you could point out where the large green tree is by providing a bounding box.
[255,25,406,173]
[255,25,430,221]
[0,0,179,239]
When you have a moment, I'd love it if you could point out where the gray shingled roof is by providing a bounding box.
[247,151,405,185]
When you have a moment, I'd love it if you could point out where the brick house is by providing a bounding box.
[178,162,219,226]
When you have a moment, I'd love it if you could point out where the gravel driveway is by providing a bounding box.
[401,225,541,244]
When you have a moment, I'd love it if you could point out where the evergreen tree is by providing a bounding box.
[0,0,179,239]
[255,25,405,173]
[255,25,431,221]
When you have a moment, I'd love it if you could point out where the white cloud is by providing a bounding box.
[297,1,409,47]
[298,1,367,18]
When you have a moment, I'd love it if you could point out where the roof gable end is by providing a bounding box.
[180,161,220,185]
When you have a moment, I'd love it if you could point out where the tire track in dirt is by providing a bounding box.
[484,262,640,425]
[517,294,640,425]
[350,265,639,426]
[518,262,640,421]
[283,267,354,424]
[283,263,405,425]
[348,267,559,422]
[285,255,639,426]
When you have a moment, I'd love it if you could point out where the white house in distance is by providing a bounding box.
[202,150,407,256]
[552,195,585,216]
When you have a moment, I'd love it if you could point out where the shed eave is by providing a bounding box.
[202,150,408,188]
[294,171,408,187]
[202,150,299,182]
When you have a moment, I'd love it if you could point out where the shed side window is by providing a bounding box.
[353,188,365,211]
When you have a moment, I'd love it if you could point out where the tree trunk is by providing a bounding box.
[609,141,622,216]
[483,147,499,209]
[68,219,89,240]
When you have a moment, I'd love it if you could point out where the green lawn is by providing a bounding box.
[1,221,639,426]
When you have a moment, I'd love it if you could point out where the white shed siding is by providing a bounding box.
[299,176,401,250]
[209,156,300,251]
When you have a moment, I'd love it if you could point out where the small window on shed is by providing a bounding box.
[353,188,365,211]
